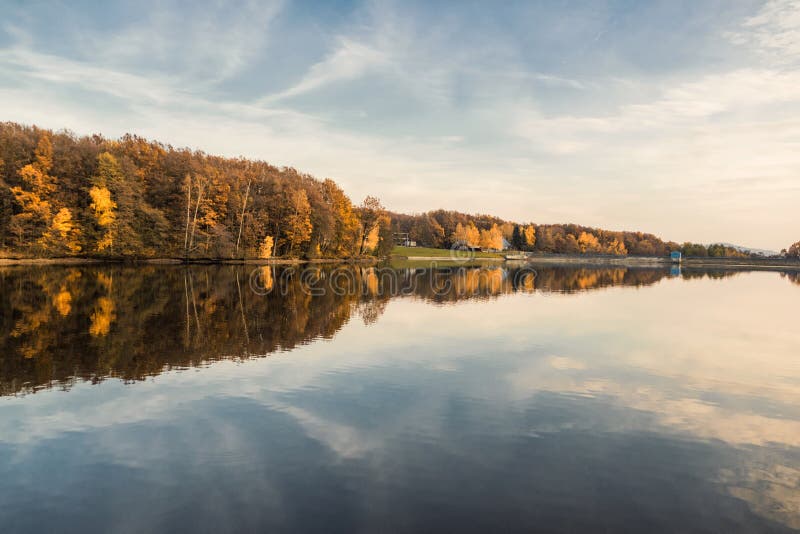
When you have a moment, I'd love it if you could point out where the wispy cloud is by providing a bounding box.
[727,0,800,63]
[262,37,388,103]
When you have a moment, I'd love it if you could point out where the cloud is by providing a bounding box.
[85,0,286,83]
[727,0,800,63]
[262,37,388,102]
[0,47,179,105]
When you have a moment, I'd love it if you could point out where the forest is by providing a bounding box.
[390,211,766,258]
[0,122,789,259]
[0,122,392,259]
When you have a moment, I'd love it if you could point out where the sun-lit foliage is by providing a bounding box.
[479,224,504,251]
[258,236,274,259]
[0,123,394,259]
[89,186,117,251]
[0,122,764,260]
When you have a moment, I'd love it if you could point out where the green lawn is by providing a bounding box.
[392,246,503,259]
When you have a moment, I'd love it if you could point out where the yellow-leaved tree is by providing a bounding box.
[322,179,360,256]
[285,189,313,254]
[479,224,504,251]
[363,224,380,252]
[9,133,57,251]
[89,186,117,251]
[577,231,601,253]
[605,238,627,255]
[259,235,274,259]
[356,196,385,255]
[40,207,82,254]
[523,225,536,248]
[451,222,480,247]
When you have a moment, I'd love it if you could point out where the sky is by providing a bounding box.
[0,0,798,250]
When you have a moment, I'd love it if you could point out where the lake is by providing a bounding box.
[1,264,799,533]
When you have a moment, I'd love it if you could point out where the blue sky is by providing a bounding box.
[1,0,798,249]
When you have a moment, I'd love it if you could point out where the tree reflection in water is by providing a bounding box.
[0,264,751,396]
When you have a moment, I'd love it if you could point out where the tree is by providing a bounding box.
[450,222,481,248]
[577,231,601,253]
[0,175,12,249]
[535,226,555,252]
[322,179,360,257]
[357,196,384,254]
[9,186,51,248]
[363,225,380,252]
[235,172,252,257]
[40,207,81,254]
[564,234,580,254]
[258,235,274,259]
[451,223,467,246]
[787,241,800,259]
[523,225,536,249]
[183,172,207,256]
[411,216,445,248]
[9,132,56,250]
[285,189,312,254]
[511,225,523,250]
[89,186,117,251]
[708,243,726,257]
[605,238,627,255]
[374,215,394,257]
[90,152,152,255]
[479,224,504,250]
[465,223,480,247]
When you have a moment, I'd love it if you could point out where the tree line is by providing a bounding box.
[0,123,393,259]
[391,210,759,257]
[0,122,786,259]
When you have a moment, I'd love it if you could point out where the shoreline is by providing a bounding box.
[397,253,800,272]
[517,255,800,272]
[391,256,504,262]
[2,254,798,272]
[0,257,380,266]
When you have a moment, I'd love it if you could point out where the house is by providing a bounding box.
[670,251,682,263]
[453,240,481,252]
[393,232,416,247]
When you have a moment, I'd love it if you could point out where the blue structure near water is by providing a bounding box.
[671,251,683,263]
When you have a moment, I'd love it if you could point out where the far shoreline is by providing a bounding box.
[2,254,798,272]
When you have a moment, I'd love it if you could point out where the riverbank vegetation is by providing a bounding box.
[0,122,789,260]
[784,241,800,258]
[0,123,393,260]
[390,212,765,258]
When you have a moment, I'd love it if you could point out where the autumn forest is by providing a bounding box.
[1,123,796,259]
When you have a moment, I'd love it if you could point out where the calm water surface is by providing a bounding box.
[1,264,799,533]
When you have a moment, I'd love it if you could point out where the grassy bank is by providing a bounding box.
[392,246,503,259]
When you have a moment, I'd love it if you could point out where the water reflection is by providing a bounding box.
[0,264,740,396]
[1,264,800,532]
